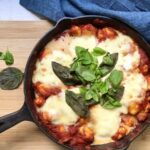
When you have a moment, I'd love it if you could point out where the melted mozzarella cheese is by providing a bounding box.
[121,73,147,106]
[69,35,98,57]
[45,33,72,54]
[32,50,73,86]
[40,91,79,125]
[90,105,127,144]
[97,32,133,54]
[33,29,148,145]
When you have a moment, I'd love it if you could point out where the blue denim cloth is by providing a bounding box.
[20,0,150,42]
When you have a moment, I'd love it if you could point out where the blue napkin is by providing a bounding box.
[20,0,150,42]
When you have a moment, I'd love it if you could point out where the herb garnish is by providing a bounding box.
[65,90,89,117]
[52,61,81,85]
[0,50,14,65]
[0,67,23,90]
[52,46,124,116]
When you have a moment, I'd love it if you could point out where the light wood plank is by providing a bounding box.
[0,21,52,39]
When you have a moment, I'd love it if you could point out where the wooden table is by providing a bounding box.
[0,21,150,150]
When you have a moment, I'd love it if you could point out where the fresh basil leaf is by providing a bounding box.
[52,61,81,85]
[91,91,99,102]
[103,101,121,109]
[107,86,124,101]
[102,95,122,109]
[75,73,86,84]
[102,53,114,66]
[115,86,124,100]
[100,66,112,77]
[90,63,97,71]
[85,99,99,106]
[80,70,96,81]
[75,46,87,57]
[92,47,106,56]
[79,86,87,95]
[111,53,118,65]
[75,46,93,65]
[99,53,118,77]
[0,51,14,65]
[91,82,101,91]
[81,52,93,65]
[4,51,14,65]
[72,64,90,83]
[0,67,23,90]
[65,90,89,117]
[92,55,98,65]
[70,61,80,72]
[108,88,117,97]
[85,89,99,102]
[85,90,93,100]
[99,80,109,95]
[109,70,123,88]
[99,96,106,106]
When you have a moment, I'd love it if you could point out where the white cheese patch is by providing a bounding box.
[97,32,133,54]
[32,50,73,86]
[40,91,79,125]
[69,86,80,93]
[90,104,127,145]
[69,35,98,57]
[121,73,147,106]
[45,33,72,54]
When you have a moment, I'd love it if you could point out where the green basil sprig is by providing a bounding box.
[52,46,124,114]
[0,50,14,65]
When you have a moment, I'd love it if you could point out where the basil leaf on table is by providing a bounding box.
[0,67,23,90]
[0,50,14,65]
[52,61,81,85]
[65,90,89,117]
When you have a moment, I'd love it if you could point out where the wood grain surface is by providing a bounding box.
[0,21,149,150]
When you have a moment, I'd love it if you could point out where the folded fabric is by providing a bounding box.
[20,0,150,42]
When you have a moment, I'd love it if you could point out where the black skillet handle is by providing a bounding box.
[0,103,33,133]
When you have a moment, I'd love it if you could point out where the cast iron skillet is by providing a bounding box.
[0,16,150,150]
